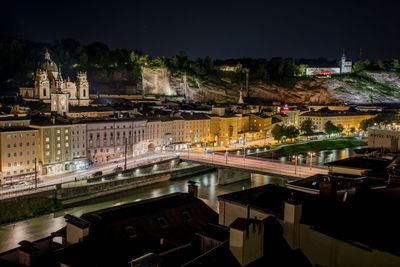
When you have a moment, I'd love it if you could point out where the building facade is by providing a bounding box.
[19,49,90,106]
[86,119,147,164]
[300,110,377,131]
[0,128,39,185]
[31,122,73,175]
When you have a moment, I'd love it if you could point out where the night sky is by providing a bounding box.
[2,0,399,60]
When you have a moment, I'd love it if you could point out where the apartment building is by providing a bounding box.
[0,127,39,185]
[249,113,272,139]
[30,118,73,175]
[181,113,211,146]
[71,123,87,170]
[86,118,147,164]
[299,109,377,131]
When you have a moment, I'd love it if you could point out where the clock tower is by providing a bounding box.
[51,90,69,116]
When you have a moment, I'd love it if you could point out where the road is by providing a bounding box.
[0,152,177,197]
[181,151,328,178]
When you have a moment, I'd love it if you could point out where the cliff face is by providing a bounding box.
[90,67,400,104]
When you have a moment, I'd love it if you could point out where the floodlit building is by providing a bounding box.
[249,113,272,139]
[86,118,147,164]
[368,127,400,153]
[0,127,39,185]
[30,117,74,175]
[299,108,377,131]
[19,48,90,106]
[180,113,211,146]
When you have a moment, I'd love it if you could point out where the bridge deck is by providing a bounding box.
[180,152,328,179]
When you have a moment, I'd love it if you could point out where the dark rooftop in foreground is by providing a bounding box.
[325,156,392,170]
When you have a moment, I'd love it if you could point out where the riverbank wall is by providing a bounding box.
[0,164,214,207]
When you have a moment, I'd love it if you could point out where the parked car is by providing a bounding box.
[113,166,123,173]
[92,171,103,178]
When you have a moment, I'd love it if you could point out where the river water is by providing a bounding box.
[0,146,362,253]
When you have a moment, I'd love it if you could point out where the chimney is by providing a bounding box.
[283,200,302,249]
[64,214,90,245]
[229,218,264,266]
[187,180,198,197]
[18,240,39,266]
[319,176,337,199]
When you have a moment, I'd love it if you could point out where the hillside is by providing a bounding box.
[1,36,399,104]
[142,67,400,104]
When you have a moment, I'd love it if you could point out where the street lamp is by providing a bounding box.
[308,152,316,170]
[292,154,299,175]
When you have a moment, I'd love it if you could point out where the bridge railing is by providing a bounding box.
[184,151,328,170]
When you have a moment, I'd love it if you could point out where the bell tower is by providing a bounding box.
[76,71,89,106]
[34,69,50,99]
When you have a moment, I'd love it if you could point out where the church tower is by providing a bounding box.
[34,69,50,100]
[51,90,69,116]
[76,71,89,106]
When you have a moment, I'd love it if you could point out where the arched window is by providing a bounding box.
[43,88,46,97]
[83,89,86,97]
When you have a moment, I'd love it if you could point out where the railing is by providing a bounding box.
[181,152,328,178]
[0,184,57,200]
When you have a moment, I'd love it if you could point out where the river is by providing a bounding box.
[0,146,362,253]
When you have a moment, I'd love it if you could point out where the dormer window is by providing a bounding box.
[157,217,169,228]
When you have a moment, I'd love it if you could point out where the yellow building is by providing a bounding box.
[181,113,211,146]
[299,109,377,132]
[0,127,39,185]
[30,117,73,175]
[249,114,272,140]
[210,115,240,146]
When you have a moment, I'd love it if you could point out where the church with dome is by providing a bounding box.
[19,48,90,108]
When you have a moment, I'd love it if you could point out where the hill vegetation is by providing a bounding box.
[1,36,399,101]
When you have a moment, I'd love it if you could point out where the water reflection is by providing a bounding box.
[0,146,362,252]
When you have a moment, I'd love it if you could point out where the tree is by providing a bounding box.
[350,127,356,135]
[359,118,375,132]
[271,125,284,142]
[300,119,314,135]
[204,56,214,71]
[391,59,400,71]
[285,125,300,142]
[336,124,344,135]
[324,121,337,136]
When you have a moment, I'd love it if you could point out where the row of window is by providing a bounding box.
[6,133,35,138]
[7,160,36,167]
[7,151,36,157]
[7,141,35,148]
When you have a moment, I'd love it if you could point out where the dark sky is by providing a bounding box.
[2,0,399,60]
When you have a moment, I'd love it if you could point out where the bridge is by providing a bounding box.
[180,152,328,179]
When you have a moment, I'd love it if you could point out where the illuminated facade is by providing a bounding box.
[249,114,272,138]
[86,119,147,164]
[19,49,90,106]
[0,128,39,185]
[300,110,377,131]
[30,123,73,175]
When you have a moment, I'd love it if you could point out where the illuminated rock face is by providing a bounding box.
[142,67,177,95]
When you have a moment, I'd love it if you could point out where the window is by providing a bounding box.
[7,144,10,148]
[8,153,10,158]
[20,152,23,156]
[157,217,169,228]
[13,152,17,157]
[125,226,136,238]
[27,160,30,164]
[45,137,50,142]
[57,130,60,134]
[32,150,35,155]
[13,143,16,147]
[182,211,192,221]
[8,163,11,167]
[43,88,46,96]
[26,142,29,146]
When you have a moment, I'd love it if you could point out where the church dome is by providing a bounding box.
[40,49,58,72]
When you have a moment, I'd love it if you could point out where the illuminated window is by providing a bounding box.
[45,151,50,156]
[57,137,60,141]
[45,137,50,142]
[57,150,61,155]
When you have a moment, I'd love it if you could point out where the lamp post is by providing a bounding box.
[308,151,316,170]
[292,154,298,175]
